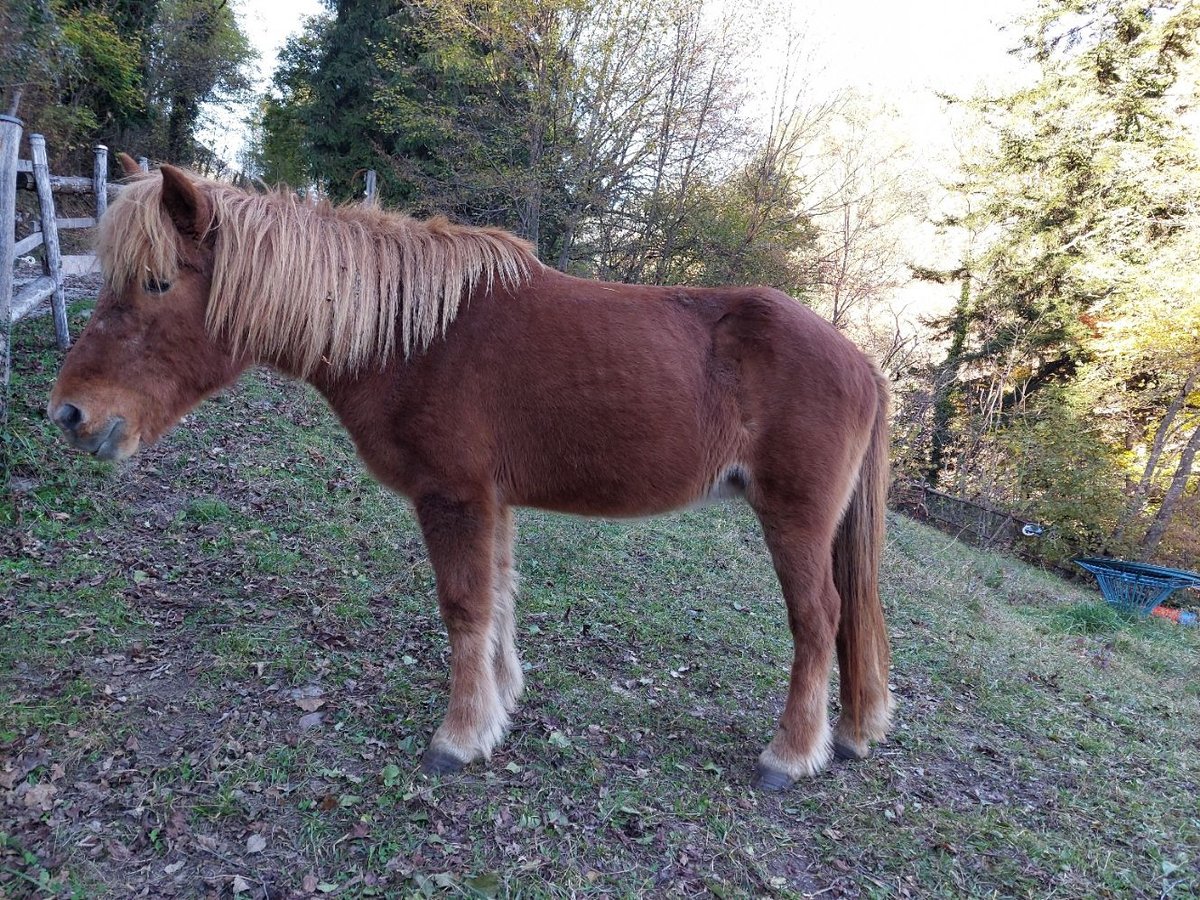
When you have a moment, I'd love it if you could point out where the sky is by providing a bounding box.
[803,0,1033,96]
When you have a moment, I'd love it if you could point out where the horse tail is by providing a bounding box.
[832,365,894,756]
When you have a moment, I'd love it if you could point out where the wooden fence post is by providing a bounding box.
[0,114,21,427]
[30,135,69,349]
[137,156,149,173]
[94,144,108,220]
[364,169,378,206]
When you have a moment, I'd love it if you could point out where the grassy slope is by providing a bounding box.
[3,307,1198,899]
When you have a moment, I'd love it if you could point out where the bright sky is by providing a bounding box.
[240,0,326,84]
[804,0,1033,95]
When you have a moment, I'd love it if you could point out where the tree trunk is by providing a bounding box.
[1111,367,1198,544]
[167,94,197,164]
[926,272,972,483]
[556,221,575,271]
[1140,417,1200,556]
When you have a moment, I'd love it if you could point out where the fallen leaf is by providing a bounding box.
[296,697,326,713]
[302,874,319,892]
[298,712,324,730]
[232,874,252,893]
[246,833,267,854]
[466,872,501,897]
[22,783,58,810]
[0,750,49,790]
[164,860,185,875]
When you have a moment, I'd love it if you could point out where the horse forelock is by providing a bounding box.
[96,174,185,295]
[97,172,537,376]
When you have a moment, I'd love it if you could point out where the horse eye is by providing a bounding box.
[144,279,172,294]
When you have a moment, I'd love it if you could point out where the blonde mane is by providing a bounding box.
[96,172,535,375]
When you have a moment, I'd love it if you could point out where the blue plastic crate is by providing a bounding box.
[1074,557,1200,617]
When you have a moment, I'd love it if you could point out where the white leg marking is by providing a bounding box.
[430,630,510,763]
[491,568,524,713]
[760,718,834,780]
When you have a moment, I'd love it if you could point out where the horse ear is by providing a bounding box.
[117,152,142,177]
[159,165,212,241]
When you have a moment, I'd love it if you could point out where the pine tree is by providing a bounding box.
[931,1,1200,462]
[926,0,1200,560]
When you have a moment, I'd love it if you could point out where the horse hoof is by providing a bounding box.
[420,747,467,776]
[833,739,869,762]
[753,764,795,792]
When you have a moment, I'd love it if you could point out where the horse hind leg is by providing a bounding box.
[752,512,841,791]
[491,506,524,714]
[415,493,510,775]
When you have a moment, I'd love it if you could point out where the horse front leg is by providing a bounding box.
[415,492,509,775]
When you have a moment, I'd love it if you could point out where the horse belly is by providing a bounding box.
[501,375,736,518]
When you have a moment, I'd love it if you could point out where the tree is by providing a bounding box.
[923,0,1200,561]
[2,0,253,169]
[246,16,329,188]
[256,0,821,287]
[56,5,145,143]
[144,0,255,164]
[1,0,68,116]
[1,0,145,160]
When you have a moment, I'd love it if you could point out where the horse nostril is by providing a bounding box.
[54,402,84,433]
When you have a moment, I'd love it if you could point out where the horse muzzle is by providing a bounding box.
[49,402,132,461]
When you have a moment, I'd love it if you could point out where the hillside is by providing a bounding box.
[3,307,1199,898]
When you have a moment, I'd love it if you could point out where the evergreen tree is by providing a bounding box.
[3,0,253,169]
[926,0,1200,560]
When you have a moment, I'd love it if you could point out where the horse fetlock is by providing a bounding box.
[876,689,897,738]
[431,699,510,764]
[847,690,896,742]
[758,724,834,786]
[833,690,895,760]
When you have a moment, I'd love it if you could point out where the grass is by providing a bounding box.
[3,304,1199,898]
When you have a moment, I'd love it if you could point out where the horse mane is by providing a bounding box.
[96,172,536,375]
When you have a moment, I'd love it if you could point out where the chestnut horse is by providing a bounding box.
[48,161,893,790]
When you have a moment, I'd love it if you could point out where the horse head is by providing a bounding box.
[48,165,246,460]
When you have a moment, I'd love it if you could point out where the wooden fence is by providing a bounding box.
[0,117,147,426]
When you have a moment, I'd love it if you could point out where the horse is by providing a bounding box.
[47,158,894,791]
